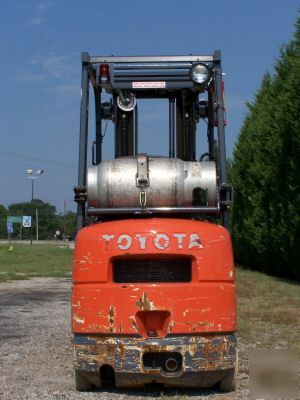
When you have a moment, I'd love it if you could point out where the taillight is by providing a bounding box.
[99,63,109,83]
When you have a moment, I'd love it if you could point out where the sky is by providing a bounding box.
[0,0,298,213]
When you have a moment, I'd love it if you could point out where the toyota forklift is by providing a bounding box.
[72,51,236,391]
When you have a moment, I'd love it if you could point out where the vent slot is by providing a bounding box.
[113,258,191,283]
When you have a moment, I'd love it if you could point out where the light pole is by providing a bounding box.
[27,169,44,244]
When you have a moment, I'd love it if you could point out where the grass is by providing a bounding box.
[0,244,72,281]
[236,266,300,354]
[0,244,299,353]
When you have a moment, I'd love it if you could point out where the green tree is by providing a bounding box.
[8,199,59,240]
[231,15,300,279]
[56,211,77,239]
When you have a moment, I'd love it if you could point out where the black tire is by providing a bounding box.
[219,349,238,392]
[74,370,93,391]
[219,367,236,392]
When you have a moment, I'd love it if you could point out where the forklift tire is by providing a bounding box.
[74,370,93,391]
[219,349,238,392]
[219,367,236,392]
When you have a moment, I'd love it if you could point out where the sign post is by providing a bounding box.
[7,221,13,243]
[7,216,32,243]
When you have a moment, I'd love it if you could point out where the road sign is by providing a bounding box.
[23,216,32,228]
[7,221,13,234]
[7,216,22,223]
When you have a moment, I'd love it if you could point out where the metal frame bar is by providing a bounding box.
[213,51,230,228]
[87,206,219,216]
[76,51,232,230]
[88,55,214,64]
[134,105,138,156]
[77,61,90,230]
[207,89,215,158]
[169,96,175,158]
[93,86,102,164]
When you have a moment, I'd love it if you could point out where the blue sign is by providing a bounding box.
[23,216,32,228]
[7,221,13,234]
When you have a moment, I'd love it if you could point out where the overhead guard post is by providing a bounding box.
[214,50,230,228]
[77,56,90,230]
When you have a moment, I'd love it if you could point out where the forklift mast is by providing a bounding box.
[75,51,232,229]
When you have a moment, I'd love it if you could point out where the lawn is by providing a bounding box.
[0,244,299,354]
[236,267,300,354]
[0,244,72,281]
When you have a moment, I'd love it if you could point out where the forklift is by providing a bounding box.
[72,51,236,391]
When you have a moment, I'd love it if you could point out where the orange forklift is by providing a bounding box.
[72,51,236,391]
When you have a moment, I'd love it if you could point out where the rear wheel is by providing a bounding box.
[219,349,238,392]
[74,370,93,391]
[219,368,236,392]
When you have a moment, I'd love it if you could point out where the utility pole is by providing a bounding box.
[26,169,44,245]
[64,200,67,242]
[36,208,39,241]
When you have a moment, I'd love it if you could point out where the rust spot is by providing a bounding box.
[135,292,156,311]
[108,306,116,333]
[73,333,236,378]
[167,320,174,333]
[131,317,139,333]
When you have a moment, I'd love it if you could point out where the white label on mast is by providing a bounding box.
[132,81,166,89]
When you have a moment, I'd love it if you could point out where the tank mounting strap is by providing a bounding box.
[136,154,149,188]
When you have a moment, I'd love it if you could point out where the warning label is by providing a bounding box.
[132,81,166,89]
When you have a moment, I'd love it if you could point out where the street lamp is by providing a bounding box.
[27,169,44,244]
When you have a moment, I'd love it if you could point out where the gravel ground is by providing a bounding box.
[0,278,249,399]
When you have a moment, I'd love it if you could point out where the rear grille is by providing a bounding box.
[113,258,191,283]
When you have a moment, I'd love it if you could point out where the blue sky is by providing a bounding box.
[0,0,298,212]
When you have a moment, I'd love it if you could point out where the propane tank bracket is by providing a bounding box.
[136,154,149,188]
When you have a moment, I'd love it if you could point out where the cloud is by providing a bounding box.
[23,1,53,27]
[48,84,80,96]
[17,70,45,83]
[16,52,80,98]
[31,54,77,78]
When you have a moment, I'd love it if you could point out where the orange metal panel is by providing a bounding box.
[72,218,236,336]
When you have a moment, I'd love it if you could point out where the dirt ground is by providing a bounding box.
[0,278,249,400]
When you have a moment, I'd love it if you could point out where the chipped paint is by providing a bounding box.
[73,314,85,324]
[73,333,237,388]
[135,292,157,311]
[108,306,116,333]
[131,318,139,333]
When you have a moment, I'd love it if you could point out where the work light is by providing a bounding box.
[190,63,210,85]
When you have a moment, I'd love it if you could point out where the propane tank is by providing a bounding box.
[87,156,217,208]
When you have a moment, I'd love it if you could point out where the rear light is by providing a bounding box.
[99,63,109,83]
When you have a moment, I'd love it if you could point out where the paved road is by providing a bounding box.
[0,240,74,248]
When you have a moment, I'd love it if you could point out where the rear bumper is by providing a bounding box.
[73,333,237,388]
